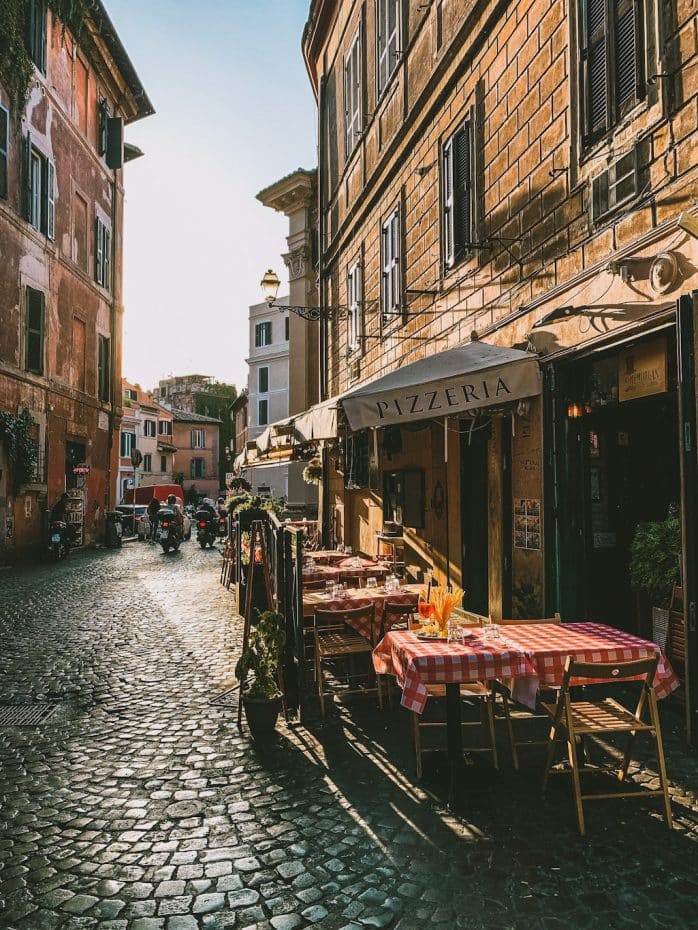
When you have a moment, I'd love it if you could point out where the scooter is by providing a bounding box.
[48,520,71,561]
[216,512,228,539]
[157,507,182,553]
[196,509,217,548]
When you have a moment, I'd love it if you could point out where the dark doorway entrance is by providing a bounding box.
[460,420,490,616]
[66,441,86,490]
[550,330,680,633]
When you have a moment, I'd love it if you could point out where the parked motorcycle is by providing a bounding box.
[196,509,217,549]
[48,520,71,561]
[157,507,182,553]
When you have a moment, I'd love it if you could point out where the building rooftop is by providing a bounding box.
[170,408,223,425]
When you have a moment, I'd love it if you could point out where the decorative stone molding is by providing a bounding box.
[283,247,311,282]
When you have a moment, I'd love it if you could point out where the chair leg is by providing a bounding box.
[486,694,499,771]
[564,704,586,835]
[412,712,423,779]
[648,690,673,829]
[619,687,648,781]
[376,666,384,710]
[498,686,519,772]
[542,698,565,794]
[316,652,326,718]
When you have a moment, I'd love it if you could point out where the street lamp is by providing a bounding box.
[259,268,325,321]
[260,269,281,306]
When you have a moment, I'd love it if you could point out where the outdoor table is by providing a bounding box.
[373,623,679,808]
[303,583,423,642]
[302,550,350,564]
[302,563,390,583]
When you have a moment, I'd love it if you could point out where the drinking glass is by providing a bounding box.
[418,594,435,623]
[325,580,335,598]
[365,577,378,589]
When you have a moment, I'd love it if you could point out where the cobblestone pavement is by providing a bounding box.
[2,543,698,930]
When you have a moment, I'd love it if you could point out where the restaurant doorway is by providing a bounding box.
[460,420,490,616]
[549,329,680,635]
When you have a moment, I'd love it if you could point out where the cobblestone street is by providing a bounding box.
[2,543,698,930]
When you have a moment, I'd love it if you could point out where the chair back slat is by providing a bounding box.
[564,654,659,684]
[304,579,328,592]
[499,613,562,625]
[315,604,374,631]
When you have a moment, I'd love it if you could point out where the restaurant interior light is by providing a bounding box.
[261,269,281,305]
[567,402,583,419]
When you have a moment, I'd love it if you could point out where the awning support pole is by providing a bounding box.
[444,417,451,591]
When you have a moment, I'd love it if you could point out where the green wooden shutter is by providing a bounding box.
[583,0,609,138]
[442,136,454,267]
[453,123,472,258]
[615,0,643,115]
[25,288,44,374]
[23,133,32,221]
[46,159,55,240]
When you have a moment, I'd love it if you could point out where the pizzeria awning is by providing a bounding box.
[340,342,541,431]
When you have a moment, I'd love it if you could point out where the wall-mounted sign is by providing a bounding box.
[72,463,90,476]
[618,337,668,402]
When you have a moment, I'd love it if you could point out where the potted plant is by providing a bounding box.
[629,517,681,645]
[235,610,286,738]
[229,476,252,493]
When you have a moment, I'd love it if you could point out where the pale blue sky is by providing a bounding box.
[108,0,317,392]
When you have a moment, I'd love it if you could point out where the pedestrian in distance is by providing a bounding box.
[147,496,160,543]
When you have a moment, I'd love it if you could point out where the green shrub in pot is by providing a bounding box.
[629,517,681,607]
[235,610,286,737]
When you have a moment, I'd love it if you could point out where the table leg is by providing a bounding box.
[445,682,463,809]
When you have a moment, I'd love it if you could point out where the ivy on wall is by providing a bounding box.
[0,408,38,490]
[0,0,93,119]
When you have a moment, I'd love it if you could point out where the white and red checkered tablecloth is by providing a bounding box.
[373,623,680,714]
[302,564,390,584]
[500,622,681,703]
[304,585,421,642]
[373,631,535,714]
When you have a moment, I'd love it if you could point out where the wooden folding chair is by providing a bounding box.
[541,654,672,835]
[303,578,329,592]
[314,605,383,717]
[491,614,562,770]
[382,598,419,636]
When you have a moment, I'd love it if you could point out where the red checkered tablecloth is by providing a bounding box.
[304,586,421,642]
[373,631,534,714]
[373,623,680,715]
[500,622,680,702]
[302,565,390,584]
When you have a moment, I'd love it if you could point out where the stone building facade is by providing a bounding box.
[171,409,222,501]
[0,1,152,557]
[304,0,698,726]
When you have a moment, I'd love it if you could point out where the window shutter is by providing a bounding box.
[453,124,472,257]
[391,210,400,314]
[190,459,196,479]
[95,218,103,283]
[23,133,32,221]
[615,0,642,114]
[46,159,55,240]
[442,137,454,267]
[0,106,8,200]
[584,0,609,137]
[103,226,111,290]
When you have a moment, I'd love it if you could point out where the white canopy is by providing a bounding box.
[341,342,541,431]
[254,398,340,455]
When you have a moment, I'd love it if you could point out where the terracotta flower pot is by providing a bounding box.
[242,693,281,739]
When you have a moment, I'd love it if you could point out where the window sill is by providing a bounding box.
[578,99,657,168]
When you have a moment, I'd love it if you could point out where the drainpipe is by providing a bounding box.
[317,74,331,546]
[106,168,119,514]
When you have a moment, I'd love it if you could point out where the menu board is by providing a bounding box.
[514,498,541,551]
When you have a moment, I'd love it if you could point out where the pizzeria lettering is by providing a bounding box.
[375,377,512,419]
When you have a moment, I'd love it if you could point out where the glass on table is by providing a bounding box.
[417,593,436,623]
[325,580,336,598]
[365,576,378,589]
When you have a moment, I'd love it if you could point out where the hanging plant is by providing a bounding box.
[303,460,323,486]
[0,408,38,490]
[0,0,94,120]
[229,476,252,493]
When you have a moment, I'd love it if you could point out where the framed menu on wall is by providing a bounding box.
[514,498,541,551]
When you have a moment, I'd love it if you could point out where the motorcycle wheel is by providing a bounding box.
[199,539,207,549]
[161,543,170,553]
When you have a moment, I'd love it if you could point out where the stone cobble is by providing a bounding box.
[2,542,698,930]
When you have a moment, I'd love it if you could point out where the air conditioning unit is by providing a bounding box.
[591,147,638,224]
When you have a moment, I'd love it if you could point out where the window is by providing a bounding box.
[73,192,88,270]
[377,0,400,96]
[258,366,269,394]
[0,105,8,200]
[27,0,47,72]
[120,431,136,457]
[383,469,425,528]
[160,455,167,473]
[284,316,290,341]
[158,420,172,436]
[25,287,45,375]
[143,454,152,473]
[124,388,137,401]
[592,147,638,221]
[347,261,362,352]
[23,136,54,238]
[144,420,156,437]
[95,217,111,289]
[380,208,401,322]
[191,457,206,479]
[442,119,474,269]
[258,399,269,426]
[580,0,645,143]
[71,317,86,392]
[191,429,206,449]
[255,321,272,347]
[344,26,362,157]
[98,335,110,402]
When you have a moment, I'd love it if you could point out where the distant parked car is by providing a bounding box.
[116,504,149,538]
